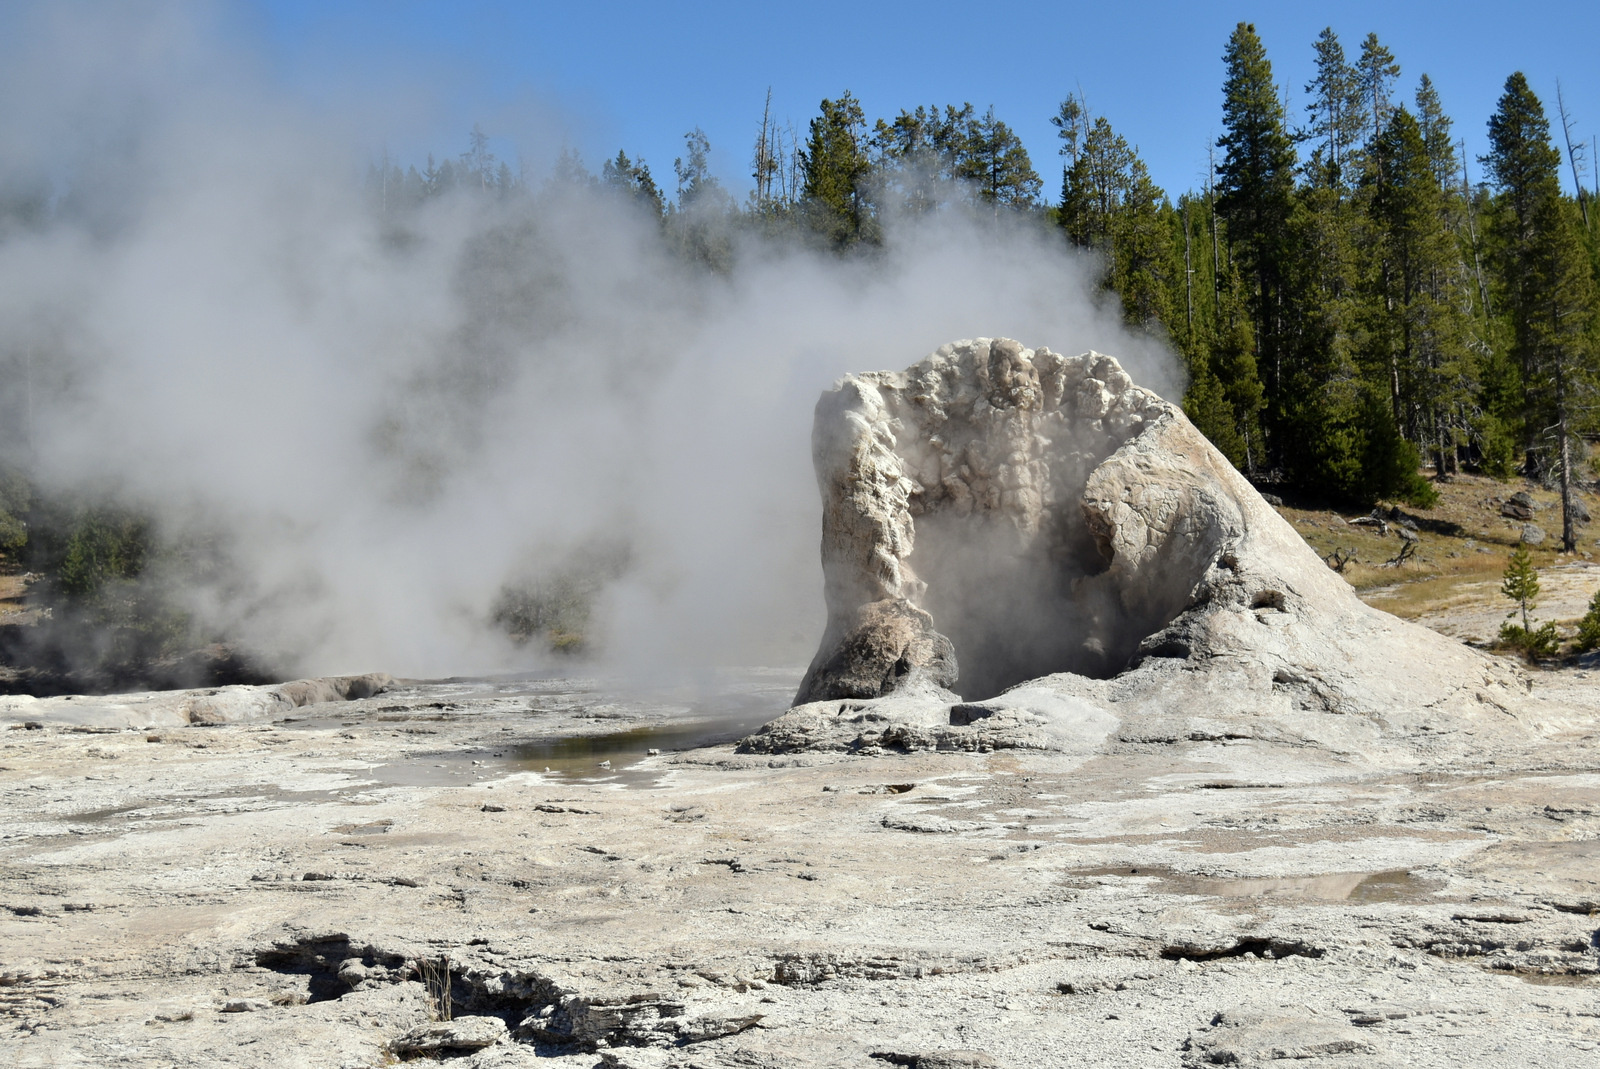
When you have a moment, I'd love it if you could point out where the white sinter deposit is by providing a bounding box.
[751,339,1526,758]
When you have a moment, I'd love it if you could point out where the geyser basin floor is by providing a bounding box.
[2,670,1598,1066]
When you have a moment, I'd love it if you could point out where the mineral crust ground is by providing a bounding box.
[1,667,1597,1068]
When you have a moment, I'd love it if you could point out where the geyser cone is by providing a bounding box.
[796,338,1209,703]
[766,338,1523,759]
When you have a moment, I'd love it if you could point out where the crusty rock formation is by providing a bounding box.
[0,672,393,728]
[762,338,1525,756]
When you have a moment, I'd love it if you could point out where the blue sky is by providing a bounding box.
[241,1,1600,199]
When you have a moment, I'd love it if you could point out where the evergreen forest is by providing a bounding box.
[3,20,1600,690]
[358,23,1600,538]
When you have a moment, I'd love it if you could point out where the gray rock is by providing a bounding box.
[674,1013,763,1041]
[221,998,271,1012]
[919,1054,999,1069]
[1182,1009,1378,1067]
[0,672,394,730]
[1522,524,1547,545]
[873,1052,998,1069]
[391,1015,507,1054]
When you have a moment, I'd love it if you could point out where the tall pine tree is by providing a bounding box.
[800,93,874,247]
[1215,23,1298,466]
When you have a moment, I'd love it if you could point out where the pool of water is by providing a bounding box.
[1069,866,1441,902]
[362,669,796,788]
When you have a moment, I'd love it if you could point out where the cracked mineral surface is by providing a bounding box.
[2,343,1598,1067]
[0,658,1599,1067]
[1,668,1597,1067]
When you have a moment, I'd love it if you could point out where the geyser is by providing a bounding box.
[797,338,1214,703]
[784,338,1520,750]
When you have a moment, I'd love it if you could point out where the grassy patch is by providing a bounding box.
[1275,472,1600,621]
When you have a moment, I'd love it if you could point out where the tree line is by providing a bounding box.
[367,23,1600,545]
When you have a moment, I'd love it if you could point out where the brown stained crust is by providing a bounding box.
[793,599,957,703]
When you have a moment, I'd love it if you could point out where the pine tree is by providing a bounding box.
[1502,542,1540,632]
[550,146,594,188]
[601,151,665,218]
[673,128,726,210]
[1060,115,1138,252]
[1484,72,1599,544]
[1576,588,1600,650]
[1484,72,1563,451]
[461,124,497,192]
[1414,75,1458,193]
[668,129,734,270]
[1525,187,1598,550]
[1170,191,1265,469]
[1355,33,1402,147]
[1303,28,1363,188]
[799,93,874,247]
[1216,23,1298,461]
[1367,107,1475,478]
[1498,542,1558,656]
[955,106,1041,211]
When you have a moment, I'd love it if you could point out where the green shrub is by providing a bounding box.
[1498,620,1561,660]
[490,539,632,655]
[1576,590,1600,652]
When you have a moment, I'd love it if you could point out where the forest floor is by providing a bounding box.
[0,573,30,625]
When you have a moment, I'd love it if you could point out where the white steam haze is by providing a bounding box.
[0,2,1181,683]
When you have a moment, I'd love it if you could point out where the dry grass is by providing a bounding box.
[1276,472,1600,622]
[415,954,452,1021]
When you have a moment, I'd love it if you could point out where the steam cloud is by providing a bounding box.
[0,3,1181,682]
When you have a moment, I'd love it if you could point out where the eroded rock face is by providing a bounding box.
[770,338,1524,756]
[797,338,1236,704]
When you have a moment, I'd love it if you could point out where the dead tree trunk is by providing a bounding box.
[1556,81,1590,230]
[1558,363,1576,552]
[1183,203,1194,343]
[1461,144,1492,319]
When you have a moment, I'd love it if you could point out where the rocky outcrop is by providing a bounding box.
[755,338,1525,756]
[0,672,394,729]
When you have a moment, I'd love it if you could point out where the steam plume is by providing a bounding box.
[0,2,1181,682]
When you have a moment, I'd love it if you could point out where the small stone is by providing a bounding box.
[481,804,506,812]
[390,1015,507,1054]
[673,1013,763,1041]
[221,998,271,1013]
[918,1052,1000,1069]
[1521,524,1546,546]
